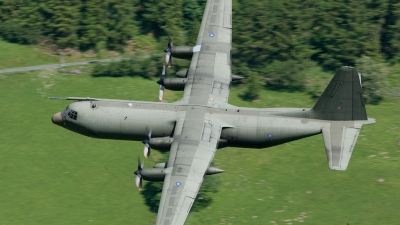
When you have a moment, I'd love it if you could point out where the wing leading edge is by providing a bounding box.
[156,111,223,225]
[180,0,232,105]
[156,0,232,224]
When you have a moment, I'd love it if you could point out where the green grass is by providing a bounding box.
[0,35,161,70]
[0,68,399,225]
[0,39,59,70]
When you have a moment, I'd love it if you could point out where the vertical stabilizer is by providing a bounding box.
[312,66,367,121]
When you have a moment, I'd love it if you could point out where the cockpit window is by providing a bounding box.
[67,110,78,120]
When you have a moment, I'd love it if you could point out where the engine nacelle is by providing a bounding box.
[162,78,187,90]
[141,164,224,182]
[149,137,174,150]
[217,139,228,149]
[149,138,227,151]
[171,46,194,59]
[141,168,166,181]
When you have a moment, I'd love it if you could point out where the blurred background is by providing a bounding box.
[0,0,399,101]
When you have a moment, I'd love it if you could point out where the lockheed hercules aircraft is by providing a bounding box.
[51,0,375,224]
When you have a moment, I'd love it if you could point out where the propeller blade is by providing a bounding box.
[158,65,166,101]
[143,129,152,157]
[167,35,173,49]
[134,156,143,190]
[144,143,151,158]
[164,36,173,67]
[162,65,165,77]
[135,175,142,190]
[159,85,164,101]
[137,156,142,170]
[165,51,171,64]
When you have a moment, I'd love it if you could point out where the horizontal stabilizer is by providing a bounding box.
[322,127,359,170]
[322,118,375,171]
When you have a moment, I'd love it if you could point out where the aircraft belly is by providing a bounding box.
[256,127,321,148]
[221,116,322,148]
[95,118,122,139]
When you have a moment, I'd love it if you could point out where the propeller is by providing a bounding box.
[164,36,173,67]
[133,156,143,190]
[142,129,152,158]
[157,65,166,101]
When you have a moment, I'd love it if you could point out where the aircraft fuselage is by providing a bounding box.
[53,100,322,149]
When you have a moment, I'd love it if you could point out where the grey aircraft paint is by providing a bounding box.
[53,100,322,148]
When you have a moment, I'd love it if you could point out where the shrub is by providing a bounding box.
[92,56,161,78]
[355,56,387,104]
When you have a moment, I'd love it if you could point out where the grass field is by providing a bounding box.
[0,37,158,71]
[0,68,399,225]
[0,39,59,70]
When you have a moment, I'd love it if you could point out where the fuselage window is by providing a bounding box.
[67,110,78,120]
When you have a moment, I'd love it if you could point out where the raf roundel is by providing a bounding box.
[267,133,274,139]
[209,33,215,37]
[176,182,182,187]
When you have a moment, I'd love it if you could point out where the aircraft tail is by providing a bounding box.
[311,66,367,121]
[322,118,375,171]
[310,66,376,170]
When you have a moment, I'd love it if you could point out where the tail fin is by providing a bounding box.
[312,66,376,170]
[312,66,367,121]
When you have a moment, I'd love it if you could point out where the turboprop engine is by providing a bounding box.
[142,136,228,157]
[157,66,187,101]
[157,78,187,91]
[142,131,174,157]
[142,135,228,157]
[149,137,174,151]
[169,46,194,59]
[134,158,224,189]
[164,36,196,67]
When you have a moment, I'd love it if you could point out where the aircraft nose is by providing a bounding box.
[51,112,64,126]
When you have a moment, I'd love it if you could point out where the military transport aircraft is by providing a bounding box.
[50,0,375,224]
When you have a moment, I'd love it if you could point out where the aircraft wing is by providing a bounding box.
[156,115,222,225]
[180,0,232,105]
[156,0,232,224]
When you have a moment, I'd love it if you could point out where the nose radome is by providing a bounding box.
[51,112,63,125]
